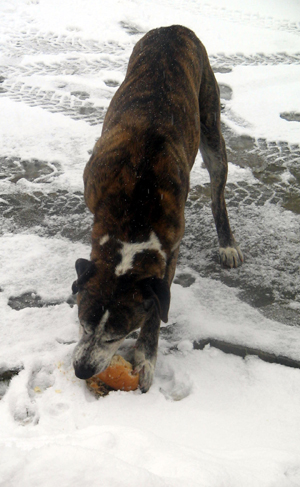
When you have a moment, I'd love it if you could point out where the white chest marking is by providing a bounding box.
[115,232,166,276]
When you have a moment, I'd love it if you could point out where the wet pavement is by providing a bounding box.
[181,125,300,327]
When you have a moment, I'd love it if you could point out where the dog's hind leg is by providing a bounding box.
[199,64,243,268]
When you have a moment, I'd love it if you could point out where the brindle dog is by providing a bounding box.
[72,25,243,392]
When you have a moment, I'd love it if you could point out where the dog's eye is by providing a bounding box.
[86,307,105,327]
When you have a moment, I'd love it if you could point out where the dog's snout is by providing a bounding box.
[74,363,95,380]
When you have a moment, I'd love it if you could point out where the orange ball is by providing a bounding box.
[87,355,139,392]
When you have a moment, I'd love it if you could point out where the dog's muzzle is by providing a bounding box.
[72,332,125,380]
[73,362,97,380]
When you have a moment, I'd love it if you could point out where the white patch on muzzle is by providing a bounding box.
[73,310,116,376]
[99,309,110,329]
[115,231,166,276]
[99,234,110,246]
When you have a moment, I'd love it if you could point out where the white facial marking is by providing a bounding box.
[78,321,84,339]
[99,235,109,246]
[115,232,166,276]
[98,310,110,331]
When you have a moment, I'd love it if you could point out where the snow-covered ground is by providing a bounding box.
[1,0,300,485]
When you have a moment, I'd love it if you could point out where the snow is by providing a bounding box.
[1,0,300,485]
[218,65,300,144]
[0,97,98,191]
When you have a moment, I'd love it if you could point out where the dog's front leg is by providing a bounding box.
[134,313,161,393]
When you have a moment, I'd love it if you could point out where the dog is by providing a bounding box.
[72,25,243,392]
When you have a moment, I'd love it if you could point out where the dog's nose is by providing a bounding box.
[74,363,95,380]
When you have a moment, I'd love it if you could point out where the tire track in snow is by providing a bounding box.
[211,52,300,72]
[0,30,129,57]
[181,122,300,327]
[1,51,299,79]
[0,80,107,125]
[149,0,300,37]
[1,49,299,125]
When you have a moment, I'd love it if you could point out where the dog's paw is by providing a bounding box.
[134,351,155,393]
[219,245,243,268]
[135,361,155,393]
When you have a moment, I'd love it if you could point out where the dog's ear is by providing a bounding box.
[72,258,96,294]
[140,277,170,323]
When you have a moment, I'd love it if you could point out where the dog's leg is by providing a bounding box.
[199,66,243,268]
[165,247,180,286]
[134,312,161,393]
[134,248,180,391]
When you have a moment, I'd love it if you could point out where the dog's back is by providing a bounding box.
[83,26,218,252]
[102,25,205,157]
[84,26,209,252]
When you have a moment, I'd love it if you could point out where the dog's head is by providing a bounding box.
[71,257,170,380]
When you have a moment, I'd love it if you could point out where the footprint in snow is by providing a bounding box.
[7,362,55,425]
[7,369,39,425]
[158,357,193,402]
